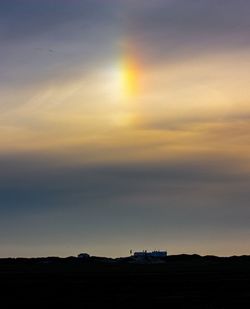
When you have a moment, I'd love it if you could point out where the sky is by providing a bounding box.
[1,0,250,257]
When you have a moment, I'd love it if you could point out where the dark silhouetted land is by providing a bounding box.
[1,254,250,308]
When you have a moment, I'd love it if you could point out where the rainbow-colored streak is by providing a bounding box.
[120,54,140,98]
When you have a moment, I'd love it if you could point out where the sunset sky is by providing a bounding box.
[1,0,250,257]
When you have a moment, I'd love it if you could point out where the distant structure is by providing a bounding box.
[77,253,90,259]
[132,250,167,258]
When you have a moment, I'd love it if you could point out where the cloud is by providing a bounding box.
[0,0,120,41]
[125,0,250,65]
[0,155,250,256]
[0,155,249,211]
[1,0,250,89]
[137,111,250,131]
[0,0,123,89]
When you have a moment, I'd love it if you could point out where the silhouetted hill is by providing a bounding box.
[1,254,250,308]
[1,253,250,265]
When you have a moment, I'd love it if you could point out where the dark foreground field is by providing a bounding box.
[1,255,250,308]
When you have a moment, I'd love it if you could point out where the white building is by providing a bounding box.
[133,250,167,258]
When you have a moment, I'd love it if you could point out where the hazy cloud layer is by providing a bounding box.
[123,0,250,65]
[0,156,250,256]
[1,0,250,89]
